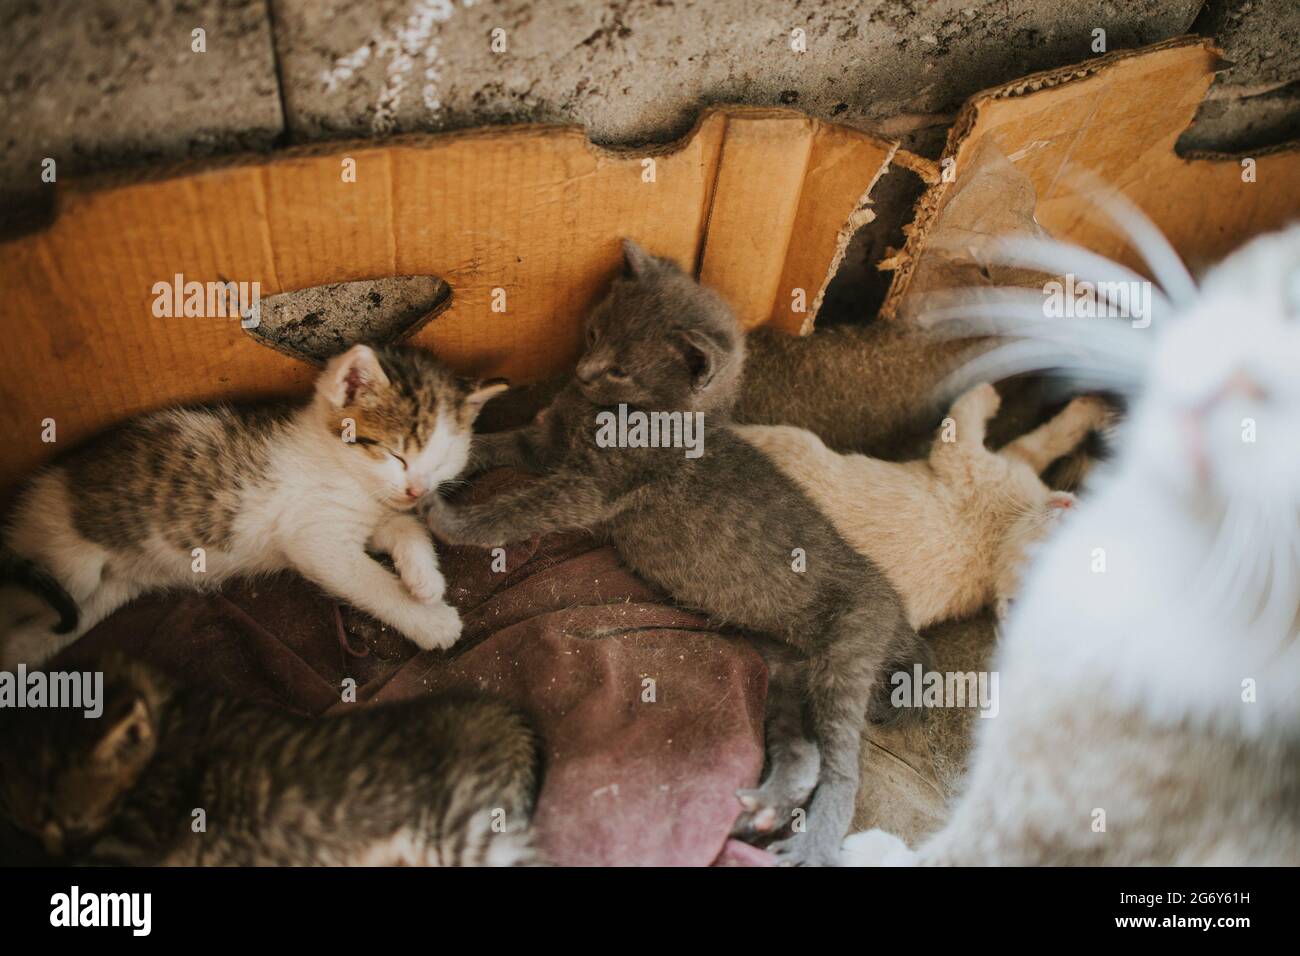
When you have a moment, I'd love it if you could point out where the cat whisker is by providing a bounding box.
[985,236,1172,312]
[1059,164,1198,307]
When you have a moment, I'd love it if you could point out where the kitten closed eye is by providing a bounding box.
[0,344,509,667]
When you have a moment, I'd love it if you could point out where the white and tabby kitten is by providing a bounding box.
[0,345,506,668]
[845,216,1300,865]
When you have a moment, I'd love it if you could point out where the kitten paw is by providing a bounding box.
[1067,394,1116,432]
[766,833,841,868]
[399,563,446,604]
[404,602,463,651]
[731,788,802,839]
[956,381,1001,419]
[840,829,916,867]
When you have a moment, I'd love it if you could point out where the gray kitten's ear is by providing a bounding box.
[674,329,719,391]
[465,378,510,419]
[320,344,390,407]
[621,238,659,279]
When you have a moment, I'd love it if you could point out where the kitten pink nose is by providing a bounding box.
[405,485,425,500]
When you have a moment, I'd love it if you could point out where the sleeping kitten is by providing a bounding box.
[844,220,1300,865]
[725,384,1105,840]
[0,654,539,866]
[425,240,922,866]
[737,383,1112,629]
[0,344,506,669]
[480,313,1102,489]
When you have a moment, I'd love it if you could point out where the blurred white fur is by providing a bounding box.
[845,212,1300,865]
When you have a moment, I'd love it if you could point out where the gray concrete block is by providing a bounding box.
[1179,81,1300,154]
[270,0,1201,156]
[0,0,283,216]
[1181,0,1300,153]
[1194,0,1299,92]
[250,274,450,364]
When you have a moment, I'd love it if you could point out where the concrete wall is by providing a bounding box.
[2,0,1295,318]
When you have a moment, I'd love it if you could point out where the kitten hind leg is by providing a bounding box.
[768,605,904,867]
[0,572,141,669]
[732,657,820,840]
[928,383,1000,480]
[946,382,1001,447]
[1001,395,1113,474]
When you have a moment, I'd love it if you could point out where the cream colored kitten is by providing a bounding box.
[737,384,1110,629]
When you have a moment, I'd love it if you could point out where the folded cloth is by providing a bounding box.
[65,471,771,867]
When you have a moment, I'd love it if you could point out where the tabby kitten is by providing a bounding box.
[0,345,507,668]
[0,654,540,866]
[738,382,1112,629]
[425,240,921,867]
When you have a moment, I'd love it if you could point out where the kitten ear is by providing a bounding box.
[320,344,390,407]
[674,330,718,391]
[91,697,153,767]
[465,378,510,419]
[621,238,659,280]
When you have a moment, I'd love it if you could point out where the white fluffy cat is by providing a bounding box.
[844,218,1300,866]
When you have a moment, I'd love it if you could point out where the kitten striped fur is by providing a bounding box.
[0,345,507,668]
[0,655,541,866]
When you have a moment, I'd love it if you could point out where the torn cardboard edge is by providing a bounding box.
[0,107,896,491]
[878,35,1300,319]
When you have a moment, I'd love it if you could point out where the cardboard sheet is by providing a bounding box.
[880,36,1300,318]
[0,108,893,491]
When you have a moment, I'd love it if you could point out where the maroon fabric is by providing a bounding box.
[72,473,775,867]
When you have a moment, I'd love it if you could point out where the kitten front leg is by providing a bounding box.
[1001,395,1114,473]
[371,513,445,603]
[288,534,461,651]
[469,423,551,475]
[424,474,614,548]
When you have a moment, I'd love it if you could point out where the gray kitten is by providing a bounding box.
[0,655,540,866]
[424,240,921,866]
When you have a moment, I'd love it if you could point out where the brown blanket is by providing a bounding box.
[63,473,773,867]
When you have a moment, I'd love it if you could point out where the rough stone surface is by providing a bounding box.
[270,0,1202,156]
[4,0,1296,328]
[0,0,283,215]
[250,275,451,364]
[1181,0,1300,153]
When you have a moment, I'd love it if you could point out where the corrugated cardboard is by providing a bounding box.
[880,36,1300,318]
[5,37,1299,495]
[0,107,893,491]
